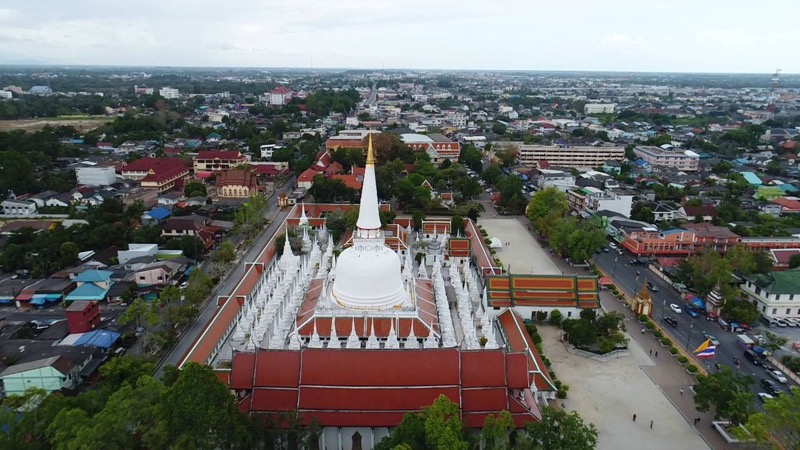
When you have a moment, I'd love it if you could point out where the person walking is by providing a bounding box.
[680,388,684,395]
[632,414,637,422]
[641,328,646,334]
[654,351,658,358]
[650,420,653,430]
[649,349,652,356]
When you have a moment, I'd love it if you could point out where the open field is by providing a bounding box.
[0,116,113,132]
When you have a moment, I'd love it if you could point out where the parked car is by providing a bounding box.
[774,318,789,327]
[685,306,700,318]
[669,304,682,314]
[784,318,800,327]
[609,242,618,250]
[646,281,659,292]
[760,378,781,396]
[179,281,189,290]
[664,316,678,328]
[768,369,788,384]
[602,247,609,253]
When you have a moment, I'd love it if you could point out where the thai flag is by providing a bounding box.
[694,339,717,359]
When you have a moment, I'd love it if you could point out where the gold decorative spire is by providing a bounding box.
[366,130,376,166]
[638,277,651,300]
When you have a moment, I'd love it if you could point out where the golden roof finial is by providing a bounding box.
[366,130,376,166]
[638,276,651,300]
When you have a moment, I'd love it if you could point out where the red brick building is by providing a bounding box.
[66,301,100,334]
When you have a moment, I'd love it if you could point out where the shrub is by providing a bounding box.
[535,310,548,323]
[661,337,672,347]
[686,364,698,373]
[669,347,679,355]
[678,355,688,364]
[549,309,563,326]
[556,383,569,399]
[611,289,619,296]
[639,314,648,322]
[645,321,655,330]
[653,330,663,339]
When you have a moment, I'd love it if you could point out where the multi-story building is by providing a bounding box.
[0,90,13,99]
[76,166,117,186]
[400,133,461,164]
[633,146,700,171]
[584,103,616,114]
[193,150,248,172]
[134,85,154,95]
[568,187,634,218]
[495,142,625,168]
[217,169,259,198]
[159,87,180,99]
[2,199,37,216]
[741,270,800,320]
[120,158,190,193]
[269,86,293,105]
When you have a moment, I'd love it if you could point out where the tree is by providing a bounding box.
[789,253,800,269]
[492,122,507,135]
[518,406,598,450]
[98,356,156,391]
[630,205,655,224]
[743,386,800,449]
[527,187,568,234]
[481,411,514,450]
[118,298,159,331]
[59,241,79,268]
[158,363,251,449]
[212,241,237,264]
[422,395,470,450]
[374,411,427,450]
[693,367,755,425]
[481,165,503,185]
[412,210,426,231]
[184,181,207,198]
[159,285,182,306]
[761,331,788,353]
[450,216,465,236]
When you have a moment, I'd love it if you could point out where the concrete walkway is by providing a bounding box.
[478,218,560,275]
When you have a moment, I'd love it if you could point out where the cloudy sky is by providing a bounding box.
[0,0,797,73]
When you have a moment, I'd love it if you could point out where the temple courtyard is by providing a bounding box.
[477,218,561,275]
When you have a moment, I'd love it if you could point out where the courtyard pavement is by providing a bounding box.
[477,218,561,275]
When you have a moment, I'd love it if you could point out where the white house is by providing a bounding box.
[159,87,180,99]
[741,271,800,320]
[76,166,117,186]
[2,199,37,216]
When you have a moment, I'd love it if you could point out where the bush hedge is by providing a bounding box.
[678,355,688,364]
[653,330,663,339]
[686,364,698,373]
[669,347,679,355]
[661,337,672,347]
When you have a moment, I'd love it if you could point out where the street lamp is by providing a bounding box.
[686,322,694,347]
[661,299,666,323]
[612,256,619,278]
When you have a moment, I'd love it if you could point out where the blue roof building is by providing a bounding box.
[66,270,114,302]
[144,207,172,222]
[741,171,763,186]
[74,330,120,349]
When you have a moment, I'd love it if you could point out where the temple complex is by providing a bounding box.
[178,133,599,449]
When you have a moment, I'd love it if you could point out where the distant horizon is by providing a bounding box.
[0,63,795,77]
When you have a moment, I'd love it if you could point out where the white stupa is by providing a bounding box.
[331,133,408,310]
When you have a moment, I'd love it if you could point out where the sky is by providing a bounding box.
[0,0,798,73]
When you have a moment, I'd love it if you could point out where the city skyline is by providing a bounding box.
[1,0,798,73]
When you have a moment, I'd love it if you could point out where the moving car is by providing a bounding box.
[685,306,700,318]
[702,333,720,346]
[760,378,781,396]
[609,242,618,250]
[669,304,682,314]
[757,392,774,402]
[768,369,788,384]
[664,316,678,328]
[602,247,609,252]
[744,349,763,366]
[646,281,659,292]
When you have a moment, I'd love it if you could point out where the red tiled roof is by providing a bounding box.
[323,161,344,174]
[122,157,185,174]
[325,139,365,150]
[498,309,556,392]
[217,169,257,189]
[770,197,800,211]
[141,158,190,183]
[297,167,322,183]
[330,174,363,190]
[195,150,246,161]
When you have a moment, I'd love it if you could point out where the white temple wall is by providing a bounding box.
[321,426,386,450]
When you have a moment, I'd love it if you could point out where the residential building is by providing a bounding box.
[652,203,679,222]
[76,166,117,186]
[399,133,461,164]
[260,144,278,160]
[0,90,12,99]
[633,146,700,171]
[193,150,248,172]
[584,103,616,114]
[602,160,622,174]
[159,87,180,99]
[568,187,634,218]
[2,199,37,216]
[65,270,114,303]
[118,243,160,264]
[28,86,53,95]
[269,86,293,105]
[134,261,182,287]
[537,169,576,191]
[495,142,625,168]
[134,85,154,95]
[0,356,78,396]
[741,270,800,319]
[217,169,259,198]
[139,159,190,193]
[121,157,184,181]
[29,191,69,208]
[66,301,101,334]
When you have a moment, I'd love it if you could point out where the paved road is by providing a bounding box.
[155,178,295,376]
[592,248,798,400]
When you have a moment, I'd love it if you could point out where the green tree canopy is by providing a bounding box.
[517,406,598,450]
[693,367,755,425]
[526,187,568,234]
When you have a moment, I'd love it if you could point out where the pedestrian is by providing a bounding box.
[650,420,653,430]
[649,349,652,356]
[641,328,645,334]
[655,351,658,358]
[633,414,637,422]
[696,417,701,425]
[680,388,684,395]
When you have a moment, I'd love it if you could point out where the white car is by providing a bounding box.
[757,392,774,402]
[785,318,800,327]
[669,304,682,314]
[609,242,618,250]
[769,369,788,384]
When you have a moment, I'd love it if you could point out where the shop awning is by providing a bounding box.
[30,297,46,306]
[599,277,614,286]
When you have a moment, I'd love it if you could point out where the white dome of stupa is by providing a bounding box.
[331,132,408,310]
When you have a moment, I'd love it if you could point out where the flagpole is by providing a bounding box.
[686,322,694,347]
